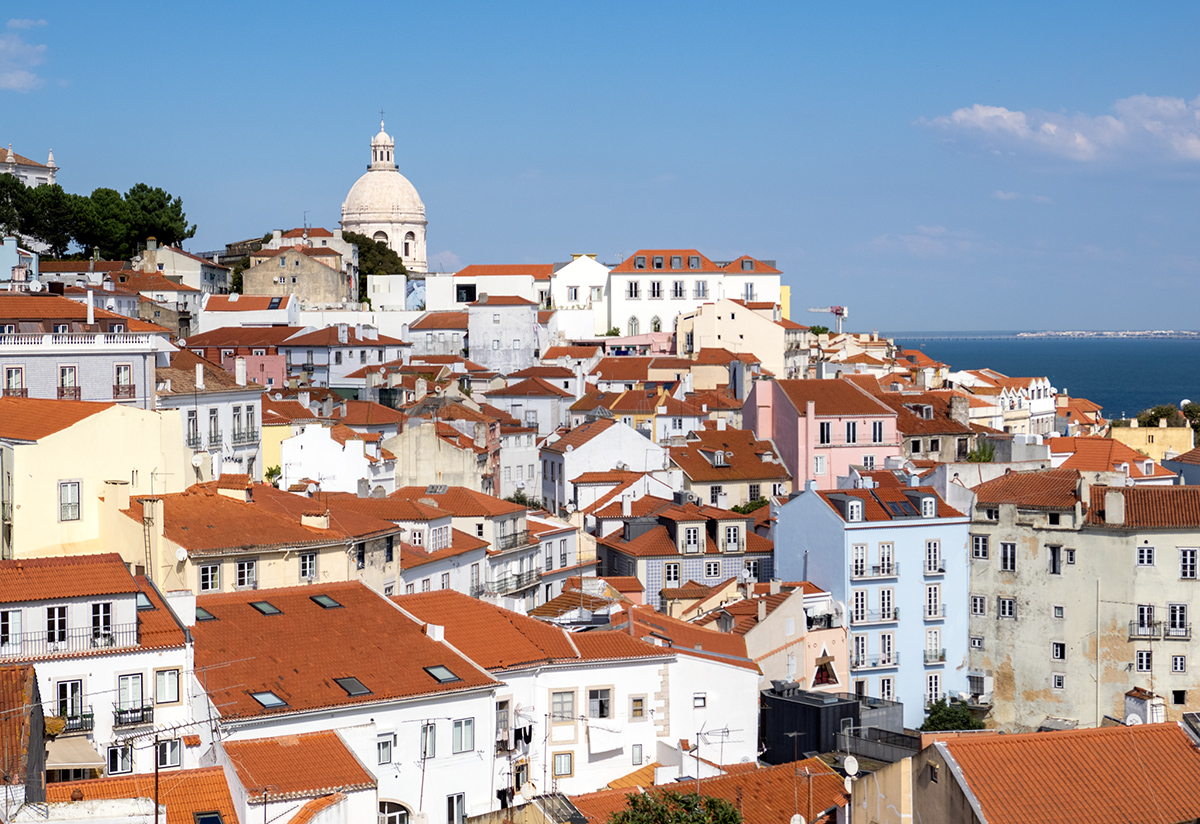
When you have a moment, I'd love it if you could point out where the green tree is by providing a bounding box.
[24,184,78,257]
[230,257,250,293]
[73,187,131,258]
[264,465,282,486]
[124,183,196,251]
[809,324,830,335]
[966,440,995,463]
[609,791,741,824]
[504,489,543,510]
[605,326,620,336]
[0,173,29,236]
[732,498,768,514]
[1137,404,1185,428]
[920,698,984,731]
[1183,402,1200,438]
[343,230,407,303]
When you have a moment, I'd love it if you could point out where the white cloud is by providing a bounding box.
[428,250,462,272]
[867,225,978,258]
[6,19,46,29]
[925,94,1200,162]
[0,31,45,92]
[993,190,1052,204]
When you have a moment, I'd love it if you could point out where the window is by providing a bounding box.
[1137,650,1152,672]
[1051,642,1065,660]
[553,752,573,777]
[420,723,436,759]
[200,565,219,592]
[921,497,935,517]
[928,438,940,454]
[92,602,112,640]
[705,561,721,578]
[846,500,861,521]
[157,739,182,768]
[862,455,876,470]
[693,693,707,708]
[872,421,884,443]
[1138,546,1155,566]
[912,439,922,454]
[748,483,761,501]
[926,585,941,618]
[1182,549,1198,579]
[665,563,680,584]
[695,280,708,298]
[652,256,664,269]
[846,422,858,444]
[650,281,662,298]
[3,366,24,393]
[440,573,450,590]
[236,560,257,588]
[59,481,80,521]
[452,718,474,753]
[1054,605,1065,619]
[985,508,999,521]
[971,595,986,616]
[925,541,941,573]
[560,539,567,567]
[47,606,67,644]
[0,610,20,650]
[300,553,316,580]
[725,525,741,551]
[632,743,643,765]
[814,455,826,475]
[1065,548,1075,564]
[155,669,180,704]
[545,544,554,569]
[1000,542,1016,572]
[630,697,645,719]
[57,680,82,717]
[405,583,414,594]
[447,795,465,824]
[999,597,1016,619]
[852,544,866,578]
[107,745,133,775]
[1048,545,1062,575]
[972,535,989,560]
[685,527,700,553]
[880,677,894,701]
[970,636,983,649]
[626,281,640,299]
[1173,656,1187,674]
[588,688,612,718]
[1169,604,1188,638]
[709,485,723,505]
[551,690,574,721]
[377,733,394,765]
[672,280,685,298]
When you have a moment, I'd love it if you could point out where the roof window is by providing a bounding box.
[267,297,282,310]
[741,259,755,271]
[251,691,287,708]
[670,256,682,269]
[310,594,342,609]
[634,256,646,270]
[689,256,700,270]
[424,665,461,684]
[249,601,282,616]
[847,500,863,522]
[136,592,155,611]
[425,484,448,495]
[194,813,225,824]
[652,256,664,269]
[334,677,372,696]
[195,607,216,621]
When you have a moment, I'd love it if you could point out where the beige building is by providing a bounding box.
[675,298,807,378]
[968,469,1200,731]
[1110,417,1195,462]
[0,397,189,559]
[243,245,352,306]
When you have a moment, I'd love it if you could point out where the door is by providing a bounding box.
[118,673,143,718]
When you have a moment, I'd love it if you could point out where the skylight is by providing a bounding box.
[194,814,224,824]
[250,601,282,616]
[136,592,155,610]
[195,607,216,621]
[424,665,461,684]
[310,594,342,609]
[251,691,286,708]
[334,677,371,696]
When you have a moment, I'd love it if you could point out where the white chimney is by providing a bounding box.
[426,624,445,641]
[86,291,95,325]
[235,357,247,387]
[622,493,632,518]
[195,363,205,391]
[1105,489,1125,526]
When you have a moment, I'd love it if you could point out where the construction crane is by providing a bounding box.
[807,305,849,333]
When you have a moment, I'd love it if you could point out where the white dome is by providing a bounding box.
[342,168,426,221]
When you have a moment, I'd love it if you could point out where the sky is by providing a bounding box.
[3,2,1199,331]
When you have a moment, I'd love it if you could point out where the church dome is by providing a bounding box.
[342,168,426,221]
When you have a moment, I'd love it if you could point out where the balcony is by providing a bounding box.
[1165,623,1192,641]
[60,707,95,734]
[0,332,156,352]
[924,648,947,664]
[495,530,532,552]
[112,384,137,400]
[924,562,946,576]
[231,427,259,446]
[850,653,899,670]
[207,430,223,449]
[185,432,202,450]
[850,608,899,626]
[806,612,842,631]
[113,704,154,727]
[469,582,486,598]
[0,623,138,659]
[2,387,27,398]
[925,605,946,620]
[1129,621,1160,640]
[487,567,541,595]
[302,361,316,372]
[924,691,948,708]
[851,563,899,580]
[57,386,81,401]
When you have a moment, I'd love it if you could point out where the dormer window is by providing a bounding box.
[922,497,936,518]
[652,256,664,269]
[741,259,754,272]
[670,256,682,269]
[1144,460,1154,475]
[689,256,701,270]
[634,256,646,270]
[713,450,728,467]
[847,500,863,522]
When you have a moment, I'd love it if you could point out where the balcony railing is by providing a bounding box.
[925,691,948,708]
[806,612,841,631]
[2,387,27,398]
[1165,623,1192,641]
[850,653,899,670]
[0,623,138,659]
[487,567,541,595]
[495,530,532,552]
[925,606,946,620]
[850,608,899,625]
[302,361,315,372]
[0,333,155,349]
[185,433,202,450]
[231,427,259,445]
[924,648,947,664]
[59,708,94,734]
[113,705,154,727]
[851,563,899,580]
[112,384,136,400]
[207,430,222,449]
[1129,621,1160,640]
[469,582,486,598]
[57,386,81,401]
[924,563,946,576]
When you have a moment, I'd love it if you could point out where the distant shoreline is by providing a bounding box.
[889,330,1200,341]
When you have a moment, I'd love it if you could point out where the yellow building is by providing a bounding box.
[1110,417,1194,462]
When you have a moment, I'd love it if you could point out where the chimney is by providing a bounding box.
[474,423,486,448]
[716,417,727,431]
[1159,417,1168,428]
[146,237,157,251]
[426,623,445,641]
[195,363,205,391]
[235,357,247,386]
[770,579,781,595]
[1104,489,1125,526]
[357,478,370,498]
[104,479,131,511]
[301,510,330,529]
[322,396,333,417]
[337,323,349,344]
[103,278,114,292]
[86,291,95,325]
[622,493,632,517]
[949,395,969,426]
[273,230,282,243]
[757,600,767,622]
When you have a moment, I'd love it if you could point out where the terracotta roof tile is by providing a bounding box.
[0,293,169,332]
[610,249,724,273]
[1087,484,1200,529]
[669,427,791,483]
[134,576,189,651]
[486,377,573,398]
[0,397,114,441]
[776,379,896,417]
[204,295,291,311]
[589,357,654,382]
[0,554,138,604]
[398,530,489,568]
[529,590,616,618]
[469,295,537,306]
[974,468,1081,510]
[873,392,973,436]
[223,731,375,801]
[409,311,469,330]
[282,327,405,347]
[47,767,240,824]
[1049,436,1176,479]
[542,418,616,453]
[456,264,553,280]
[1169,445,1200,465]
[614,605,757,670]
[542,346,601,360]
[818,486,964,522]
[281,227,335,238]
[0,665,35,780]
[389,485,525,517]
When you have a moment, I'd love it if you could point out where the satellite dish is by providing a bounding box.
[27,280,42,292]
[175,547,187,563]
[306,483,317,494]
[741,569,752,580]
[791,815,805,824]
[844,777,852,794]
[1126,712,1143,726]
[519,782,535,799]
[844,755,859,776]
[191,453,205,468]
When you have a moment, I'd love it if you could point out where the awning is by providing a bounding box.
[46,737,105,770]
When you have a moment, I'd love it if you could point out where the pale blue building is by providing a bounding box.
[774,470,970,727]
[0,236,37,285]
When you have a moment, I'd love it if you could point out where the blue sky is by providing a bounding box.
[4,2,1199,331]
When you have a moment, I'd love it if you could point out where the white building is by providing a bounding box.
[546,255,613,338]
[279,423,396,496]
[497,424,540,502]
[134,240,230,295]
[466,296,538,376]
[541,418,670,519]
[3,144,57,188]
[484,377,573,437]
[197,293,300,332]
[341,121,427,274]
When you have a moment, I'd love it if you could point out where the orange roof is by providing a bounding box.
[941,723,1200,824]
[1049,437,1176,480]
[543,345,601,360]
[281,227,335,238]
[38,260,129,273]
[589,357,654,382]
[193,581,498,719]
[1087,484,1200,529]
[510,365,576,379]
[0,396,114,441]
[290,794,347,824]
[282,326,405,347]
[776,378,896,417]
[530,589,617,618]
[610,249,724,273]
[455,264,554,280]
[204,294,291,311]
[134,576,189,651]
[469,294,538,306]
[487,377,573,398]
[252,244,341,259]
[398,529,490,568]
[973,468,1081,509]
[694,591,793,635]
[598,576,644,592]
[669,427,791,483]
[410,311,469,330]
[389,485,525,517]
[334,400,407,427]
[611,605,756,671]
[1169,445,1200,466]
[818,486,964,522]
[223,731,376,801]
[111,271,201,293]
[0,293,168,332]
[47,767,240,824]
[180,326,308,348]
[874,392,973,436]
[542,418,617,453]
[0,554,138,604]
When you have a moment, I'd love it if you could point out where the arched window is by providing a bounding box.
[651,316,662,333]
[628,317,640,336]
[373,231,388,245]
[404,231,416,258]
[379,802,410,824]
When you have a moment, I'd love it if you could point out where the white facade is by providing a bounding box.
[547,255,613,337]
[197,293,300,332]
[498,427,540,501]
[279,424,395,495]
[341,121,427,274]
[3,145,57,188]
[136,241,230,295]
[467,300,538,376]
[541,421,669,518]
[531,519,582,603]
[158,384,264,482]
[608,265,780,338]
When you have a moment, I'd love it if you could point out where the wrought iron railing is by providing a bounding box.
[487,568,541,595]
[850,608,899,625]
[495,530,531,552]
[57,386,81,401]
[231,427,259,445]
[113,705,154,727]
[0,623,138,659]
[924,648,946,663]
[850,653,899,670]
[207,430,222,449]
[851,563,899,580]
[112,384,137,400]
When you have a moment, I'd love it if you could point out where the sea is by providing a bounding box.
[881,332,1200,420]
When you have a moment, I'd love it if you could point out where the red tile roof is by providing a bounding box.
[818,486,964,522]
[0,397,114,441]
[611,250,724,273]
[611,605,757,670]
[1087,484,1200,529]
[112,271,201,293]
[487,377,573,398]
[455,264,554,280]
[281,327,405,347]
[973,468,1081,510]
[410,311,469,330]
[281,227,335,238]
[941,723,1200,824]
[543,346,601,360]
[509,365,576,379]
[389,485,526,517]
[0,554,138,604]
[669,427,791,483]
[193,581,497,719]
[398,530,489,568]
[38,260,130,273]
[47,767,240,824]
[333,400,407,427]
[873,392,973,436]
[0,293,168,332]
[223,731,376,801]
[134,576,189,651]
[1049,437,1176,480]
[694,591,792,635]
[180,326,308,348]
[204,295,291,311]
[1169,445,1200,465]
[571,470,646,485]
[469,295,538,306]
[776,379,896,417]
[589,357,654,382]
[542,418,616,453]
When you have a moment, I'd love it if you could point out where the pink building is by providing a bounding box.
[745,379,901,490]
[222,354,287,389]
